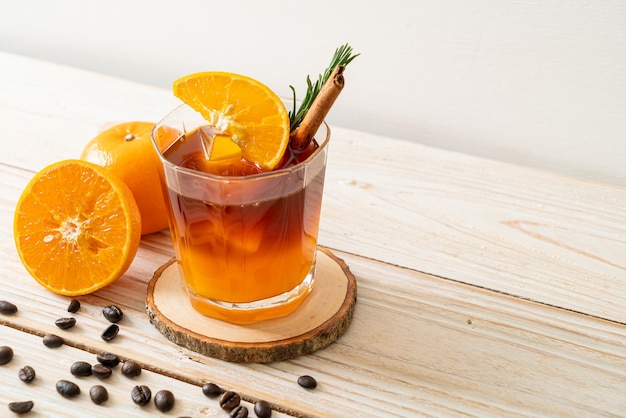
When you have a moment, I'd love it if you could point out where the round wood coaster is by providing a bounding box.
[146,247,357,363]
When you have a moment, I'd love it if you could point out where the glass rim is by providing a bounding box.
[151,102,331,182]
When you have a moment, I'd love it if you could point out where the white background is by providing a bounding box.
[1,0,625,186]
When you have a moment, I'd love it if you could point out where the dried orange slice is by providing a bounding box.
[173,71,290,170]
[13,160,142,296]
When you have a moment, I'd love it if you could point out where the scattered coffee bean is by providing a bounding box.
[297,375,317,389]
[70,361,92,377]
[96,352,120,368]
[102,305,123,323]
[89,385,108,405]
[0,300,18,315]
[254,400,272,418]
[56,380,80,398]
[121,360,142,378]
[219,390,241,411]
[8,400,34,414]
[0,345,14,365]
[42,334,64,348]
[55,317,76,330]
[101,324,119,342]
[17,366,36,383]
[131,385,152,406]
[230,405,248,418]
[67,299,81,313]
[202,382,221,398]
[91,364,112,379]
[154,390,175,412]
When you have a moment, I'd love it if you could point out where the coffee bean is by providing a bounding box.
[230,405,248,418]
[67,299,81,313]
[55,317,76,330]
[101,324,119,341]
[202,382,221,398]
[154,390,175,412]
[8,400,34,414]
[219,390,241,410]
[70,361,92,377]
[0,346,13,365]
[131,385,152,406]
[0,300,18,315]
[91,364,112,379]
[102,305,123,323]
[297,375,317,389]
[18,366,36,383]
[56,380,80,398]
[96,352,120,367]
[121,360,142,378]
[254,400,272,418]
[89,385,108,405]
[42,334,64,348]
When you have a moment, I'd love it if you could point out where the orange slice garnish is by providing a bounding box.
[14,160,142,295]
[173,71,290,170]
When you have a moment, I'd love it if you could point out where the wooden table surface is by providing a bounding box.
[1,51,625,417]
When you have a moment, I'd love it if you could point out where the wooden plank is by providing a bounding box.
[2,52,626,416]
[0,326,290,417]
[1,164,625,415]
[321,129,626,323]
[1,51,624,324]
[2,248,625,416]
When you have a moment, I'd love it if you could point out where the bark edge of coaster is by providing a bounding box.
[146,247,357,363]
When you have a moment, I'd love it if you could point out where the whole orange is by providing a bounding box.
[80,121,169,235]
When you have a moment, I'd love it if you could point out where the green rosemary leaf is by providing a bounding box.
[289,43,359,131]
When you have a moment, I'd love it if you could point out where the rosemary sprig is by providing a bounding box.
[289,43,359,132]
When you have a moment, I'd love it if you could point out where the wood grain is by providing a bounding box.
[322,128,626,324]
[0,326,290,417]
[1,237,624,416]
[1,51,624,325]
[1,51,625,416]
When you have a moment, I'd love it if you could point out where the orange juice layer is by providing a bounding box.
[188,285,311,324]
[163,127,323,309]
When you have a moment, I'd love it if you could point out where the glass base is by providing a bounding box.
[186,267,315,324]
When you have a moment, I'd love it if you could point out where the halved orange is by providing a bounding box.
[13,160,142,296]
[173,71,290,170]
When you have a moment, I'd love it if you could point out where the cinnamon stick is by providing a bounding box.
[290,65,345,151]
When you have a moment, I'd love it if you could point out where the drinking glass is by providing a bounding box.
[151,102,329,324]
